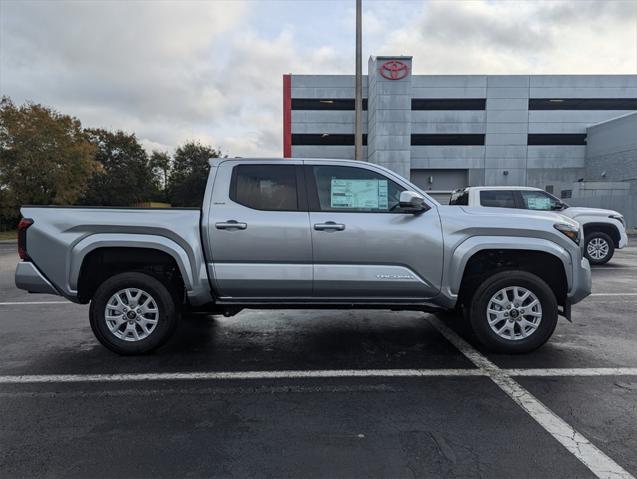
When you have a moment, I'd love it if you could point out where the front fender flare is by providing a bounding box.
[442,236,572,300]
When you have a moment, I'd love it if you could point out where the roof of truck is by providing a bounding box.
[209,157,365,167]
[455,186,542,192]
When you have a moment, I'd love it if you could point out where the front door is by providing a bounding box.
[207,161,312,298]
[306,162,443,300]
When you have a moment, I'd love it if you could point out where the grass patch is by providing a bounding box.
[0,230,16,241]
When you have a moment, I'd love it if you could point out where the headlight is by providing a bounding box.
[609,214,625,227]
[554,223,580,243]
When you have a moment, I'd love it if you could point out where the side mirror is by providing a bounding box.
[399,191,428,213]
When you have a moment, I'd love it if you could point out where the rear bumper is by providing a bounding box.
[567,257,592,305]
[15,262,60,295]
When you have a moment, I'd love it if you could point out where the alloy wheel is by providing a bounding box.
[486,286,542,341]
[104,288,159,341]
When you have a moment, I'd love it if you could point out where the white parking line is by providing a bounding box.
[0,367,636,385]
[0,369,486,384]
[589,293,637,297]
[427,316,634,479]
[0,301,71,306]
[509,368,637,377]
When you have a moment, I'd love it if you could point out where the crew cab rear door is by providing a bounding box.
[305,162,443,300]
[205,160,312,298]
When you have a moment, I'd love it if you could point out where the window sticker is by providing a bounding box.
[527,196,551,210]
[330,178,388,209]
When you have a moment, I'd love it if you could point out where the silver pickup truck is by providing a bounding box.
[15,158,591,355]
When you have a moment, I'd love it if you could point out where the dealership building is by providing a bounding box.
[282,56,637,223]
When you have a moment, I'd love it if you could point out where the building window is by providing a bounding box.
[545,185,554,194]
[230,165,298,211]
[411,134,485,146]
[291,99,368,110]
[561,189,573,199]
[411,99,486,110]
[291,134,368,146]
[529,99,637,110]
[528,134,587,145]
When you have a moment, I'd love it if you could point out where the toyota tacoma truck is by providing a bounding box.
[449,186,628,265]
[15,158,591,355]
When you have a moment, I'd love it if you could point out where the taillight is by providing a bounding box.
[17,218,33,260]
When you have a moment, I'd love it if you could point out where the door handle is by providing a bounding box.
[314,221,345,231]
[215,220,247,230]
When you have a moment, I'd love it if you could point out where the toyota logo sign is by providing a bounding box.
[379,60,409,80]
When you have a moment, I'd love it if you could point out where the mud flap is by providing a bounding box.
[559,299,572,322]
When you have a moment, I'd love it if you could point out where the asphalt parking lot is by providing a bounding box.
[1,240,636,478]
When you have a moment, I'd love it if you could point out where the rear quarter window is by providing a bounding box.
[449,190,469,205]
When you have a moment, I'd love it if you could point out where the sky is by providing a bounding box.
[1,0,636,157]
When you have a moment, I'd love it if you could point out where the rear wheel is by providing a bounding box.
[468,270,558,353]
[89,272,178,355]
[584,231,614,265]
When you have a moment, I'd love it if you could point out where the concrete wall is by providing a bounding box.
[586,112,637,182]
[367,56,413,179]
[568,182,637,228]
[575,113,637,227]
[289,68,637,192]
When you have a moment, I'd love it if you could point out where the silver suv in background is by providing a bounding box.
[450,186,628,265]
[15,158,591,355]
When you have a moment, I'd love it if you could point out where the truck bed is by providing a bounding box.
[17,206,209,304]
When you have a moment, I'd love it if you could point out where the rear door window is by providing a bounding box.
[479,190,516,208]
[230,164,298,211]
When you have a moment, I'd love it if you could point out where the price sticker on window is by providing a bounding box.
[527,196,551,210]
[330,179,389,209]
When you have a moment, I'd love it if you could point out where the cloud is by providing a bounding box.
[1,0,635,159]
[0,0,350,157]
[377,0,637,74]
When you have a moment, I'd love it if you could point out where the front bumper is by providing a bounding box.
[15,262,60,295]
[618,229,628,249]
[567,257,592,305]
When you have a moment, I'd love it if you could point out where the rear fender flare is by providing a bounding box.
[69,234,196,294]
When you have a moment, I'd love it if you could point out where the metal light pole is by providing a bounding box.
[354,0,363,161]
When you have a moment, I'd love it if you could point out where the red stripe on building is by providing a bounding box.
[283,74,292,158]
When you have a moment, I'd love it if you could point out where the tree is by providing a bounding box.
[149,151,171,201]
[168,142,223,207]
[80,129,159,206]
[0,97,99,225]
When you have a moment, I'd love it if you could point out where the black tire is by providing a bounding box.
[584,231,614,265]
[468,270,558,354]
[89,272,178,355]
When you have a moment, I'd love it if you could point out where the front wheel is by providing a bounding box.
[89,272,178,355]
[584,232,614,265]
[468,271,558,354]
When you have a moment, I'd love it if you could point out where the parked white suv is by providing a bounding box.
[450,186,628,265]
